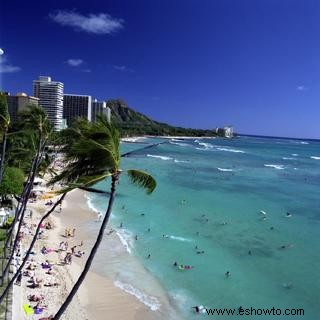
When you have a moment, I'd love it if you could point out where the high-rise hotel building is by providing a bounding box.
[63,94,92,126]
[5,92,39,122]
[33,76,64,131]
[91,99,111,122]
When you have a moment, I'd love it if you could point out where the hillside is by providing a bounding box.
[106,99,217,137]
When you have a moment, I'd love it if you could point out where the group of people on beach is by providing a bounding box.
[11,195,87,319]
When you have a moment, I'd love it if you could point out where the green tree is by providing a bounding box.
[1,105,52,281]
[51,117,156,319]
[0,167,24,200]
[0,93,10,185]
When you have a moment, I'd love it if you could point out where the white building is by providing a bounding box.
[224,126,234,138]
[33,76,64,131]
[91,99,111,123]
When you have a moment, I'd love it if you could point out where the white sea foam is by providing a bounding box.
[169,141,189,147]
[198,142,214,149]
[310,156,320,160]
[115,229,133,254]
[291,154,299,156]
[174,159,189,163]
[282,157,295,160]
[171,138,184,142]
[217,168,234,172]
[169,235,192,242]
[114,280,161,311]
[264,164,285,170]
[85,194,101,214]
[216,147,245,153]
[147,154,173,161]
[300,141,309,144]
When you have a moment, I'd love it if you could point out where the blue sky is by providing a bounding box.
[0,0,319,138]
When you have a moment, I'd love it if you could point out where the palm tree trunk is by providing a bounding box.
[3,152,38,255]
[1,139,44,279]
[0,193,66,304]
[0,130,7,185]
[53,175,118,319]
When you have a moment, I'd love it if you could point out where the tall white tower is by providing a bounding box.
[33,76,64,131]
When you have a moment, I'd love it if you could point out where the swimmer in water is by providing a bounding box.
[285,212,292,218]
[225,271,230,278]
[173,261,178,267]
[279,244,293,250]
[283,282,293,289]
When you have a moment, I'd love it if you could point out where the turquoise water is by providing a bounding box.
[87,136,320,319]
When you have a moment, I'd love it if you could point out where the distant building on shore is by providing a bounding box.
[64,95,111,125]
[33,76,64,131]
[91,99,111,123]
[215,126,234,138]
[4,92,39,122]
[63,94,92,126]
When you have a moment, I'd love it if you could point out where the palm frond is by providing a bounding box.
[127,169,157,194]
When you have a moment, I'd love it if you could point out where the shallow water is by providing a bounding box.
[87,136,320,319]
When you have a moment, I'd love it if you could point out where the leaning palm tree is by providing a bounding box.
[1,105,52,280]
[51,117,156,319]
[0,193,66,303]
[0,92,10,185]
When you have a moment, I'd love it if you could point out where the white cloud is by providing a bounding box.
[113,65,134,72]
[67,59,84,67]
[296,85,308,91]
[0,56,21,73]
[50,10,124,34]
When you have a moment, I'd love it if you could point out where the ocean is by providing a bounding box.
[85,136,320,319]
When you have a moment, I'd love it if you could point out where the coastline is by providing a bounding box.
[53,190,179,320]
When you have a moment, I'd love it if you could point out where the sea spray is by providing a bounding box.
[114,280,161,311]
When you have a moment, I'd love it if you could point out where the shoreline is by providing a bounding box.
[54,190,179,320]
[121,136,216,143]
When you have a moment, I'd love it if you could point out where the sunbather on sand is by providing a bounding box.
[28,294,44,302]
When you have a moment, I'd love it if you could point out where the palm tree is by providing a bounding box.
[0,93,10,185]
[0,105,51,280]
[0,193,66,303]
[51,117,156,319]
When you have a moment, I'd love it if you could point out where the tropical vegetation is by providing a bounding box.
[0,104,157,319]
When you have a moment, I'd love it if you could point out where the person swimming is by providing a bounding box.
[283,282,293,289]
[225,271,230,278]
[173,261,178,267]
[193,305,205,314]
[285,212,292,218]
[279,244,294,250]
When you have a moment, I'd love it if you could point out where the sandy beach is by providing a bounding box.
[12,187,177,320]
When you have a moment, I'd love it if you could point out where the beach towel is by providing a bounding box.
[23,304,34,315]
[35,307,43,314]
